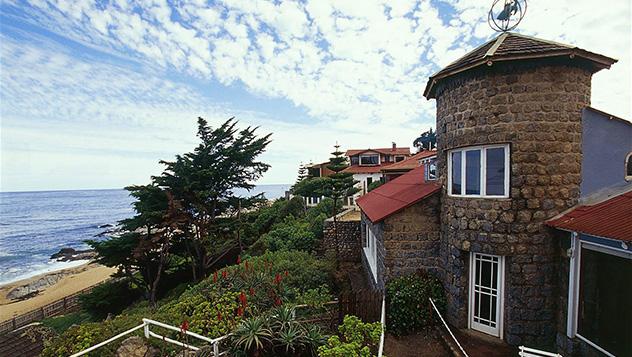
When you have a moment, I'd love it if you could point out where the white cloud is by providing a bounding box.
[1,0,630,191]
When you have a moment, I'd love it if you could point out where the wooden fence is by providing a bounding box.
[0,281,108,335]
[338,288,383,324]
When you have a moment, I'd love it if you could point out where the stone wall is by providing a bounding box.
[360,193,441,291]
[382,193,441,280]
[434,60,593,348]
[322,210,361,263]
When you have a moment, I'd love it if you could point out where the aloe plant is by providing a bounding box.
[233,316,273,354]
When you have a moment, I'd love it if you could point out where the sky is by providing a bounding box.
[1,0,630,192]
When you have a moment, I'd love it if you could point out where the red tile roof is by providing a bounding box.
[356,166,440,223]
[343,163,393,174]
[345,147,411,156]
[381,150,437,172]
[424,32,617,99]
[546,189,632,242]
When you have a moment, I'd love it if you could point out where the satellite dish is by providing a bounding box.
[488,0,527,32]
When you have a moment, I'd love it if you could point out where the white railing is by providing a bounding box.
[377,295,386,357]
[429,298,470,357]
[69,318,229,357]
[518,346,562,357]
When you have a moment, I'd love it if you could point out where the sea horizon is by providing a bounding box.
[0,184,291,285]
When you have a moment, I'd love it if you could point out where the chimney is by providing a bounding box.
[391,142,396,151]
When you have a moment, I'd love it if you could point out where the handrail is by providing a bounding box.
[69,318,230,357]
[69,323,145,357]
[518,346,563,357]
[429,298,470,357]
[377,295,386,357]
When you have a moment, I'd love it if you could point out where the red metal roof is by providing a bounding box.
[381,150,437,172]
[345,147,411,156]
[356,166,440,223]
[546,189,632,242]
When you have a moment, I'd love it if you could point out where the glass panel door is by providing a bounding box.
[470,253,504,337]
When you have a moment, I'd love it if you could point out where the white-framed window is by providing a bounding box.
[448,144,510,198]
[469,253,505,337]
[567,236,631,357]
[626,152,632,181]
[425,158,437,181]
[360,154,379,166]
[364,224,377,281]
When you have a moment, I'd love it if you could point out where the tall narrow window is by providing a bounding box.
[486,147,506,196]
[452,151,462,195]
[449,144,509,198]
[466,150,481,195]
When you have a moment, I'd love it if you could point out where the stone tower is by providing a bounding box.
[423,33,616,347]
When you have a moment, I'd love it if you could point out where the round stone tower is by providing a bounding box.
[423,33,616,348]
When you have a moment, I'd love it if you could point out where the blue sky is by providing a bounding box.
[1,0,630,192]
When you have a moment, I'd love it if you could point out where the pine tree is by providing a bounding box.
[296,162,308,183]
[323,143,359,268]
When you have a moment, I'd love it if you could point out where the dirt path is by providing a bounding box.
[384,330,451,357]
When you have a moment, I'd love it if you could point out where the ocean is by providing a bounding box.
[0,185,290,285]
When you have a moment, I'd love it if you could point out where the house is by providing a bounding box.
[356,32,631,355]
[380,150,437,182]
[306,161,334,178]
[343,143,411,197]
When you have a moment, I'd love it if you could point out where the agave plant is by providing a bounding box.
[274,321,306,355]
[270,305,296,331]
[233,316,273,354]
[302,324,325,355]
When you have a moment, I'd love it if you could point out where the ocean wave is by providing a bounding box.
[0,259,91,285]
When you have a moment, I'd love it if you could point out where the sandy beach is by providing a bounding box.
[0,263,116,320]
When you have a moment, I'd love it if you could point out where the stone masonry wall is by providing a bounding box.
[322,211,361,263]
[435,60,593,348]
[382,193,441,281]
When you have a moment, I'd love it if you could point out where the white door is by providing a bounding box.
[469,253,504,337]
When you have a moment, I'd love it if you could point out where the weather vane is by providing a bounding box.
[488,0,527,32]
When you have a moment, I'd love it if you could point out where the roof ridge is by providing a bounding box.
[507,32,575,49]
[485,32,509,57]
[428,34,500,78]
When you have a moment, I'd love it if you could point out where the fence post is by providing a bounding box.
[143,321,150,338]
[12,317,16,330]
[213,341,219,356]
[41,307,45,319]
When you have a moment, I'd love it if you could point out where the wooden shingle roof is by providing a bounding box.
[423,32,617,99]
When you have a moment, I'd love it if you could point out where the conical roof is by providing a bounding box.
[423,32,617,99]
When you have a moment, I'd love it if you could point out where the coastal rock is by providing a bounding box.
[6,272,68,300]
[50,248,97,262]
[115,336,159,357]
[98,224,113,228]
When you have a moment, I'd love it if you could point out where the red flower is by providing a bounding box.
[244,261,249,271]
[217,312,222,321]
[237,256,242,264]
[284,270,288,277]
[249,287,255,296]
[274,297,282,306]
[239,292,248,307]
[237,307,244,316]
[274,273,282,285]
[213,271,218,283]
[222,270,227,279]
[180,320,189,333]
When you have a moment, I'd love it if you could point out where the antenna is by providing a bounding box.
[488,0,527,32]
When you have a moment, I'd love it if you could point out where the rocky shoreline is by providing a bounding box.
[50,248,97,262]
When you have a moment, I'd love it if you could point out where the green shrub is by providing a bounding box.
[79,279,141,319]
[263,216,317,252]
[367,180,384,192]
[163,289,241,336]
[385,272,445,336]
[317,315,382,357]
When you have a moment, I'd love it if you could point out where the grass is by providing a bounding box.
[41,312,93,334]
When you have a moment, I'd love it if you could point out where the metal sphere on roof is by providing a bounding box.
[488,0,527,32]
